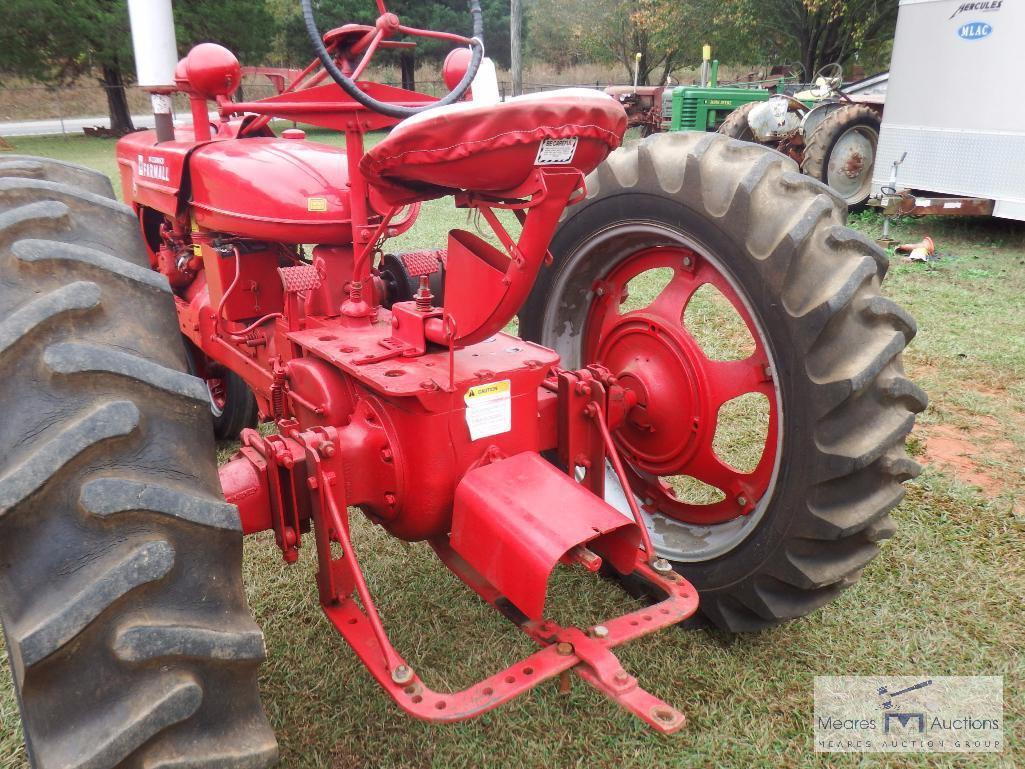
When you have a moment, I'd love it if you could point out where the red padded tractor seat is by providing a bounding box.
[360,88,627,203]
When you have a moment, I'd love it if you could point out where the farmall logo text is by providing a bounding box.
[949,1,1002,19]
[137,154,170,182]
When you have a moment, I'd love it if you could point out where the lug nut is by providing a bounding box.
[391,665,413,684]
[589,625,609,639]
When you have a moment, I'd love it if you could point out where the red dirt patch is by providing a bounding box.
[919,423,1015,494]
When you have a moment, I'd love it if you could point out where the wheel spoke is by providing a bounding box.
[648,269,701,325]
[703,355,772,408]
[684,449,744,497]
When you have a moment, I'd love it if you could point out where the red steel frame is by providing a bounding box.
[119,3,702,733]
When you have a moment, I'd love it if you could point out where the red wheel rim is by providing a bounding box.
[584,246,779,525]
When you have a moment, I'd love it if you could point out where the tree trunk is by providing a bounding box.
[510,0,523,96]
[659,53,677,87]
[399,51,416,91]
[101,64,135,136]
[636,51,649,87]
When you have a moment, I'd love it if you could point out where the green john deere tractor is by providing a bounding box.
[657,56,886,206]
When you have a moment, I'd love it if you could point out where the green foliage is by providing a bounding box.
[526,0,707,84]
[0,0,275,85]
[0,0,132,84]
[0,0,899,97]
[176,0,275,64]
[527,0,897,82]
[709,0,898,76]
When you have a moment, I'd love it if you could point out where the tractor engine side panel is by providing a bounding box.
[116,129,193,216]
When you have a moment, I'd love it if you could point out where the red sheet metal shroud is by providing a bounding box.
[450,452,641,620]
[360,88,627,200]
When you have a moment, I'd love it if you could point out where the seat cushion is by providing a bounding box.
[360,89,627,202]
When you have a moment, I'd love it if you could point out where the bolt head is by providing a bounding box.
[391,665,413,684]
[737,496,748,507]
[682,256,692,267]
[590,625,610,639]
[614,671,630,683]
[651,557,673,575]
[555,641,574,656]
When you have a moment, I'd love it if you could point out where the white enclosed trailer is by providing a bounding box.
[872,0,1025,220]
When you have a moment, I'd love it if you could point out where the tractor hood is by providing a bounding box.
[188,136,353,244]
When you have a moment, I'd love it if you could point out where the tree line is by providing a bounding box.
[0,0,897,133]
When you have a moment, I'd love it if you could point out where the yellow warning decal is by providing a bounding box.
[465,380,511,400]
[307,197,328,212]
[464,380,512,441]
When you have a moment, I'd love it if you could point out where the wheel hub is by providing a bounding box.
[827,126,877,202]
[596,317,706,475]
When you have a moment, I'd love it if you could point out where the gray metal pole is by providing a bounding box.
[511,0,523,97]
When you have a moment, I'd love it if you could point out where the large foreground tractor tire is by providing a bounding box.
[521,132,927,631]
[802,103,881,207]
[0,157,276,768]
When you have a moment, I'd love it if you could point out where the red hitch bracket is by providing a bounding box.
[222,420,699,732]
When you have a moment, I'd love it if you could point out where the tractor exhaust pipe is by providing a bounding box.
[126,0,178,142]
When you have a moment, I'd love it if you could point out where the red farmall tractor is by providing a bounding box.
[0,1,926,766]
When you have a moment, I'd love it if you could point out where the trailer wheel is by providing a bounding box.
[802,103,881,206]
[521,132,926,631]
[0,158,277,768]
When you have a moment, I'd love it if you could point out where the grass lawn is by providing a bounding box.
[1,133,1023,769]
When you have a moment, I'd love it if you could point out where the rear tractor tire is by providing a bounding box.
[716,101,760,141]
[521,132,927,631]
[0,157,277,768]
[802,103,881,207]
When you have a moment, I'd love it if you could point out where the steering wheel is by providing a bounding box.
[300,0,484,119]
[814,62,844,88]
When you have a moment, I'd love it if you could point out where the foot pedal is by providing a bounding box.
[278,263,322,293]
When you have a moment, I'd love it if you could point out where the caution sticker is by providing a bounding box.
[534,137,577,165]
[464,380,511,441]
[307,197,328,212]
